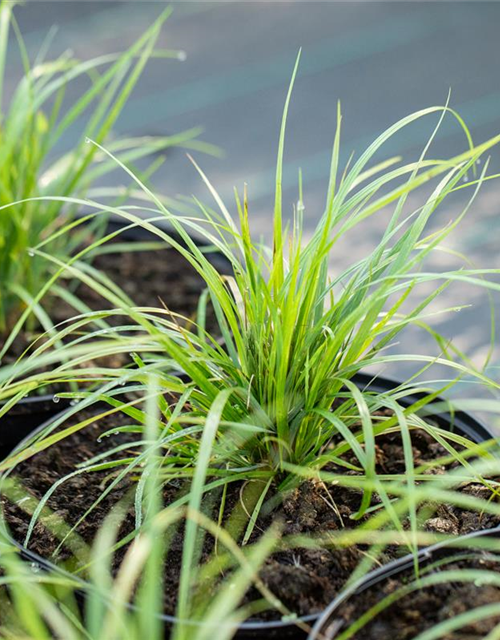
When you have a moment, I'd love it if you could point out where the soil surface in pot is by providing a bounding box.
[3,405,498,624]
[3,241,223,371]
[330,549,500,639]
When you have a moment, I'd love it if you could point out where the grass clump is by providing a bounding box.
[0,2,213,359]
[20,55,500,469]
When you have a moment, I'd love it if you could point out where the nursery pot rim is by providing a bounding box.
[0,372,496,637]
[307,523,500,640]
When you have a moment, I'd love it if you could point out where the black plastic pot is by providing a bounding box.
[0,373,496,639]
[307,525,500,640]
[0,217,232,456]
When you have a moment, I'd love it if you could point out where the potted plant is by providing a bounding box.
[0,2,221,400]
[2,56,500,636]
[308,524,500,639]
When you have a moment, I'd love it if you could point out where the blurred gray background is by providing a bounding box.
[8,1,500,409]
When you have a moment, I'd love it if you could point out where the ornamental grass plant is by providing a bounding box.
[0,2,214,363]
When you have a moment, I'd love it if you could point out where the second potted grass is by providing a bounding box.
[0,2,231,452]
[0,2,220,378]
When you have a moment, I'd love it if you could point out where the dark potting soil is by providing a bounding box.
[2,244,221,368]
[3,406,499,623]
[68,245,219,325]
[330,551,500,640]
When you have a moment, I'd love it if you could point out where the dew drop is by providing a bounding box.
[28,249,35,257]
[29,562,41,574]
[282,613,298,623]
[84,137,91,144]
[52,395,60,404]
[177,50,187,62]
